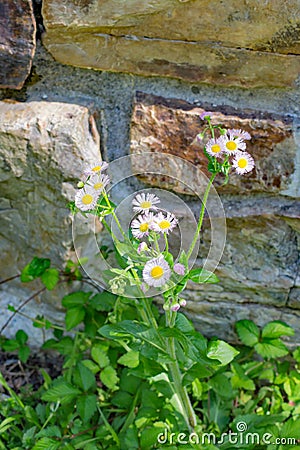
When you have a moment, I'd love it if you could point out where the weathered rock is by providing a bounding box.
[130,92,299,196]
[0,0,36,89]
[42,0,300,87]
[0,101,100,282]
[186,214,298,307]
[183,300,300,346]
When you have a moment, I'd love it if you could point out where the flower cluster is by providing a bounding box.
[131,194,178,239]
[74,162,110,211]
[130,193,185,306]
[198,114,255,176]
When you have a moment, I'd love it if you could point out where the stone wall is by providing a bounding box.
[0,0,299,345]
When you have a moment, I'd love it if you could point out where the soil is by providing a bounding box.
[0,350,64,394]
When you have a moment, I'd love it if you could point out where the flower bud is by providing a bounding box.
[77,181,84,188]
[171,303,180,312]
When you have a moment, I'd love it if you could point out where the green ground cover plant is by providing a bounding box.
[0,115,299,449]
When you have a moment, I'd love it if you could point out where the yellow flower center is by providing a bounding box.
[238,158,248,168]
[82,194,93,205]
[140,201,151,209]
[139,223,149,232]
[150,266,164,279]
[159,220,171,230]
[93,182,103,190]
[211,144,221,153]
[226,141,237,151]
[92,165,102,172]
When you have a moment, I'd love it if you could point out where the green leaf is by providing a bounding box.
[73,362,96,391]
[293,347,300,363]
[16,329,28,345]
[91,345,110,368]
[32,437,60,450]
[36,426,62,438]
[235,320,260,347]
[21,257,51,282]
[207,340,239,365]
[210,373,234,398]
[3,339,19,351]
[41,379,81,404]
[76,394,98,422]
[41,268,59,290]
[89,291,116,311]
[231,362,255,391]
[100,366,119,390]
[111,391,133,408]
[18,345,30,363]
[62,291,90,308]
[280,418,300,439]
[188,268,219,284]
[255,339,289,359]
[262,321,294,339]
[175,313,194,333]
[118,351,139,368]
[65,306,85,330]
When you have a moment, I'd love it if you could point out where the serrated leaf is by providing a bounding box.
[41,268,59,290]
[73,362,96,391]
[280,418,300,439]
[65,306,85,330]
[207,340,239,365]
[36,426,62,439]
[91,345,110,368]
[22,257,51,281]
[32,437,60,450]
[77,394,98,422]
[235,320,260,347]
[262,321,294,339]
[100,366,119,390]
[18,345,30,363]
[231,362,255,391]
[118,351,139,368]
[16,329,28,345]
[41,379,81,404]
[188,268,219,284]
[255,339,289,359]
[111,391,133,408]
[89,291,116,311]
[62,291,90,308]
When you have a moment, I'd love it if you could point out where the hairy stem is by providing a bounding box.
[186,173,217,260]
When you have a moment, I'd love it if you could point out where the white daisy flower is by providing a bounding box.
[132,193,160,213]
[88,174,110,193]
[151,212,178,234]
[75,187,98,211]
[221,134,246,154]
[83,161,109,177]
[228,128,251,140]
[205,137,225,158]
[131,213,154,239]
[232,151,255,175]
[142,256,171,287]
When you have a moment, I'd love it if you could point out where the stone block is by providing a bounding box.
[130,92,299,196]
[42,0,300,87]
[0,101,100,281]
[0,0,36,89]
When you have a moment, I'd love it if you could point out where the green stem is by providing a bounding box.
[166,311,197,431]
[164,233,169,253]
[186,173,217,260]
[102,191,127,241]
[131,269,158,329]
